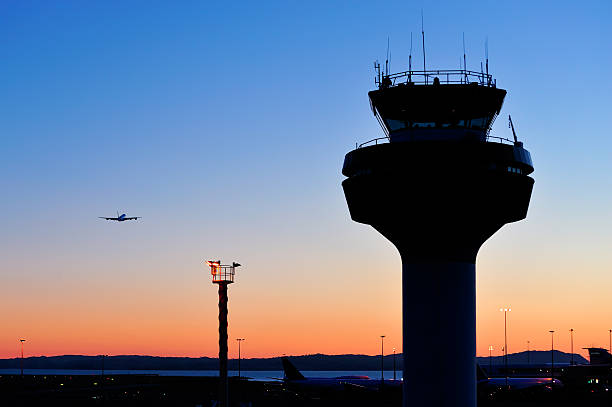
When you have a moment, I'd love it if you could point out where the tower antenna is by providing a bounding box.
[374,60,381,87]
[386,37,390,76]
[409,32,413,83]
[485,37,489,85]
[463,32,467,83]
[480,61,484,85]
[509,115,518,143]
[421,10,426,82]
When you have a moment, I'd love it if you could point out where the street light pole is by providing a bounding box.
[499,308,511,387]
[236,338,245,379]
[527,341,530,366]
[393,347,396,381]
[19,339,25,377]
[488,346,493,375]
[380,335,385,383]
[609,329,611,354]
[549,330,555,382]
[570,329,574,366]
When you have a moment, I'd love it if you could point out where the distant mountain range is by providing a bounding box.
[476,350,588,366]
[0,350,588,371]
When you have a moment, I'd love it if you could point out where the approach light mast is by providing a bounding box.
[206,260,241,407]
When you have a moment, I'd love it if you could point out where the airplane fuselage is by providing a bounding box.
[286,377,402,393]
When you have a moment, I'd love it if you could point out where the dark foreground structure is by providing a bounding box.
[1,371,611,407]
[342,67,534,407]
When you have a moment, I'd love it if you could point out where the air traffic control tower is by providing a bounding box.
[342,67,534,406]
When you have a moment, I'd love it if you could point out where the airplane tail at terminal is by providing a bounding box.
[281,357,306,381]
[585,347,612,365]
[476,364,488,382]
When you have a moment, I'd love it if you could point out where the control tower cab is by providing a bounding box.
[342,68,534,407]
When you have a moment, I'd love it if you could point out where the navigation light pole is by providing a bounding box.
[549,330,555,381]
[570,329,574,365]
[236,338,245,379]
[500,308,511,387]
[207,260,241,407]
[380,335,385,383]
[19,339,25,376]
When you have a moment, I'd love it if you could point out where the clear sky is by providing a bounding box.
[1,0,611,360]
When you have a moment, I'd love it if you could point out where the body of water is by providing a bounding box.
[0,369,402,381]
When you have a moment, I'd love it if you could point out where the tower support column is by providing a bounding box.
[402,260,476,407]
[218,281,229,407]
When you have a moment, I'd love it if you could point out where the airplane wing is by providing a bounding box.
[124,217,141,221]
[340,382,369,391]
[98,217,116,220]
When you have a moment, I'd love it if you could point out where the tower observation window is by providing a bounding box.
[383,116,492,132]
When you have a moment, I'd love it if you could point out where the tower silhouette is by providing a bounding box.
[342,67,534,406]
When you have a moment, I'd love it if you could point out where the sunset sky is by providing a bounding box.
[1,1,611,361]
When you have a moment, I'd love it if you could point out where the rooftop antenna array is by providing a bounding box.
[421,10,426,83]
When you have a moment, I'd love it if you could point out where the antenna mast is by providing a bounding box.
[485,37,489,86]
[409,32,413,83]
[374,60,381,87]
[463,32,467,83]
[480,62,484,85]
[421,10,426,83]
[386,37,390,76]
[509,115,518,143]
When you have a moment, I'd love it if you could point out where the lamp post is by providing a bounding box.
[570,329,574,366]
[499,308,511,387]
[609,329,611,354]
[206,260,241,407]
[527,341,530,366]
[549,330,555,382]
[393,347,396,381]
[236,338,245,379]
[19,339,25,376]
[488,346,493,375]
[380,335,385,383]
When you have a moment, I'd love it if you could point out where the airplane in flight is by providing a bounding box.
[98,211,141,222]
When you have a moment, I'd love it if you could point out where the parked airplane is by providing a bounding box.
[477,364,562,392]
[99,211,141,222]
[584,347,612,365]
[280,357,401,393]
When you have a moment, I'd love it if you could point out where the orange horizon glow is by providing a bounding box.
[2,241,611,362]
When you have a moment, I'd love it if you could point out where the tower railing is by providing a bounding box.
[376,69,495,89]
[357,134,515,149]
[208,262,236,283]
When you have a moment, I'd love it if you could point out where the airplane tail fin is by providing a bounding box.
[281,357,305,381]
[476,363,489,381]
[585,347,612,365]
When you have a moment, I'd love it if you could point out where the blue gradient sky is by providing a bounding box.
[1,1,611,358]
